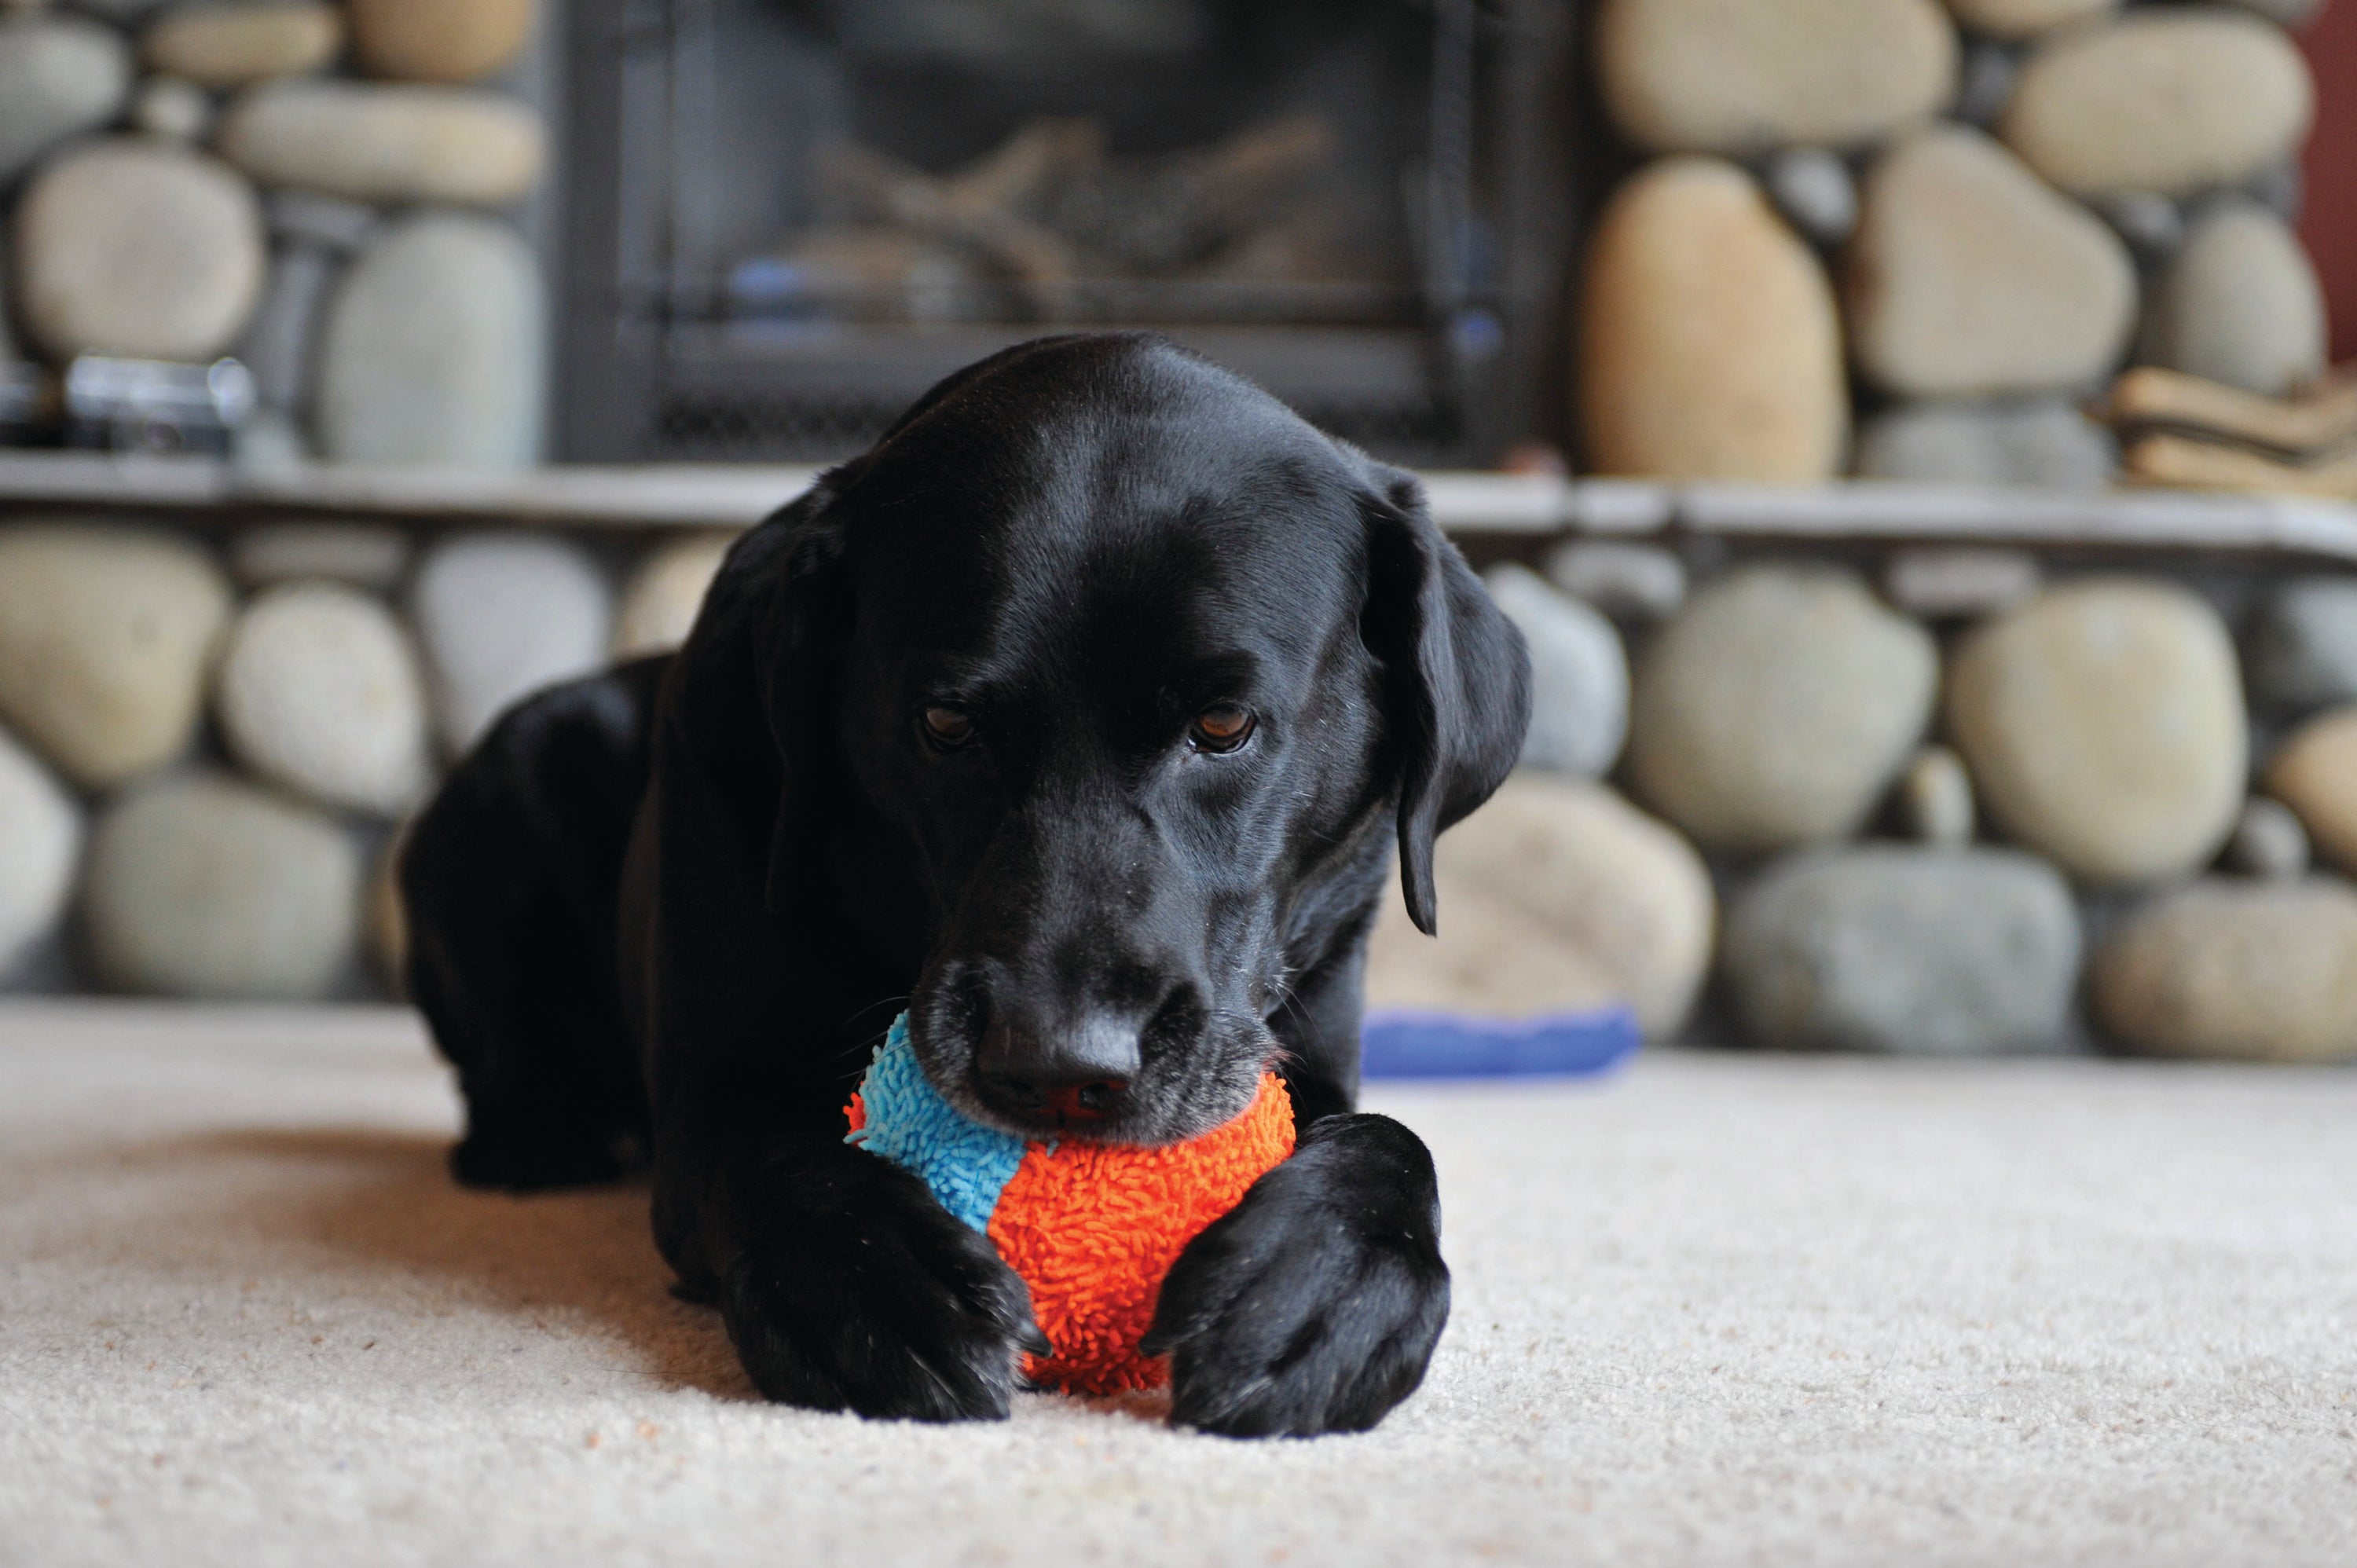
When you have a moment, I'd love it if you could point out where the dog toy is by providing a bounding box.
[845,1013,1294,1394]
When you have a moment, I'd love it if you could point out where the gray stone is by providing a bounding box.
[1629,565,1938,854]
[1881,547,2044,620]
[1543,539,1687,624]
[1483,565,1629,779]
[315,213,544,468]
[2262,706,2357,875]
[2246,577,2357,715]
[2143,200,2326,397]
[1362,774,1716,1037]
[235,244,335,410]
[1942,0,2117,38]
[1596,0,1957,155]
[130,75,215,142]
[614,533,735,658]
[2245,156,2304,225]
[1946,578,2247,885]
[143,1,342,90]
[2088,191,2185,266]
[81,771,360,1000]
[229,404,308,471]
[1856,399,2116,489]
[1722,844,2081,1054]
[217,80,545,207]
[1897,745,1976,847]
[409,532,611,755]
[1761,148,1857,247]
[1846,126,2138,397]
[228,521,409,591]
[2000,9,2315,199]
[0,13,130,187]
[266,189,377,253]
[2224,797,2309,881]
[13,138,267,363]
[214,582,430,816]
[0,723,81,981]
[1952,39,2018,128]
[0,522,232,789]
[2093,877,2357,1063]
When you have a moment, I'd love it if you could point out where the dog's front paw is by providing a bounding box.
[1142,1113,1450,1438]
[721,1144,1048,1421]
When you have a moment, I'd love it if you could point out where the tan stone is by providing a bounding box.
[2000,9,2314,198]
[2093,878,2357,1063]
[217,79,544,206]
[2144,200,2326,399]
[614,533,737,657]
[1365,774,1716,1037]
[1596,0,1956,154]
[1941,0,2117,37]
[1846,126,2136,397]
[1946,578,2246,885]
[349,0,533,84]
[0,522,232,789]
[1578,157,1846,482]
[143,2,341,90]
[2264,706,2357,875]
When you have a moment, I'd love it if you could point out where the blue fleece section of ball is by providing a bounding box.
[845,1013,1026,1235]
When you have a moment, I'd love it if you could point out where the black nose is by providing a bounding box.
[975,1011,1139,1124]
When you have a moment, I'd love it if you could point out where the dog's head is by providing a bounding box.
[754,335,1527,1144]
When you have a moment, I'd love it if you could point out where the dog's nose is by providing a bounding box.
[976,1011,1139,1124]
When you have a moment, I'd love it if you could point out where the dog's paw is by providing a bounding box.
[1142,1113,1450,1438]
[721,1144,1048,1421]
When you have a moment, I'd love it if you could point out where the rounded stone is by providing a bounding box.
[1722,845,2080,1054]
[1761,147,1857,247]
[1542,540,1687,624]
[1362,774,1716,1038]
[143,1,342,90]
[0,522,233,789]
[368,826,407,997]
[2263,707,2357,876]
[82,771,360,1001]
[12,137,267,362]
[2000,9,2314,199]
[216,79,545,207]
[316,212,544,469]
[614,533,735,658]
[2143,200,2326,398]
[130,75,215,142]
[1854,398,2116,489]
[2089,190,2187,265]
[0,724,81,980]
[227,521,410,592]
[1942,0,2116,39]
[1846,126,2137,397]
[214,583,431,817]
[0,12,131,186]
[2092,878,2357,1063]
[1946,578,2246,885]
[2245,577,2357,716]
[409,532,611,755]
[1629,565,1938,855]
[1897,745,1976,847]
[348,0,533,84]
[2224,796,2310,881]
[1578,157,1846,481]
[1880,548,2043,621]
[1482,565,1629,779]
[1596,0,1956,155]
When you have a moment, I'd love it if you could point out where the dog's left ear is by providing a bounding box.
[1358,464,1531,936]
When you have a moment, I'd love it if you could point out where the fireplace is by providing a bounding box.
[554,0,1583,467]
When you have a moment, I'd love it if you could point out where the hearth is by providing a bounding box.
[555,0,1582,466]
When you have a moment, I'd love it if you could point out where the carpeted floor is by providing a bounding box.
[1,1003,2352,1568]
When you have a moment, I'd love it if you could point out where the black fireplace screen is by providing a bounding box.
[557,0,1581,466]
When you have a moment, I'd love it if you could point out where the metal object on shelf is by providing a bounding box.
[61,357,257,456]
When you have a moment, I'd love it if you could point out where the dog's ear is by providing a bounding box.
[747,480,853,918]
[1358,465,1531,936]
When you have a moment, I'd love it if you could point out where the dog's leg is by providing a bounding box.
[1142,927,1451,1437]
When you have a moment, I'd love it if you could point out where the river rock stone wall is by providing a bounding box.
[1578,0,2328,488]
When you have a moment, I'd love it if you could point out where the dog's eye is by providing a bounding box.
[1188,705,1255,753]
[921,706,976,749]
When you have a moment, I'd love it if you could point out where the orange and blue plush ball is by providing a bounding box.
[846,1014,1294,1394]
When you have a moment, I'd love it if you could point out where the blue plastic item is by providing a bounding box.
[1359,1006,1642,1080]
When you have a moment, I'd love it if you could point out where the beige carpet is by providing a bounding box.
[2,1002,2352,1568]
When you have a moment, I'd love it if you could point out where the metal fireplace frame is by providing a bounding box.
[554,0,1587,467]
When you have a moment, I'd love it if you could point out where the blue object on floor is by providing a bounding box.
[1359,1006,1643,1079]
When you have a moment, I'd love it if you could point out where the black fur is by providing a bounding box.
[401,334,1530,1436]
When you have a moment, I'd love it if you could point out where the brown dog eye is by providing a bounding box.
[922,706,975,749]
[1189,705,1255,753]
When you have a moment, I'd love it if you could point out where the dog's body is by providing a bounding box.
[402,335,1530,1437]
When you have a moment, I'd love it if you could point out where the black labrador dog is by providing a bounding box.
[401,333,1530,1438]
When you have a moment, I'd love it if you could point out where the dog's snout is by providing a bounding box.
[975,1010,1140,1127]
